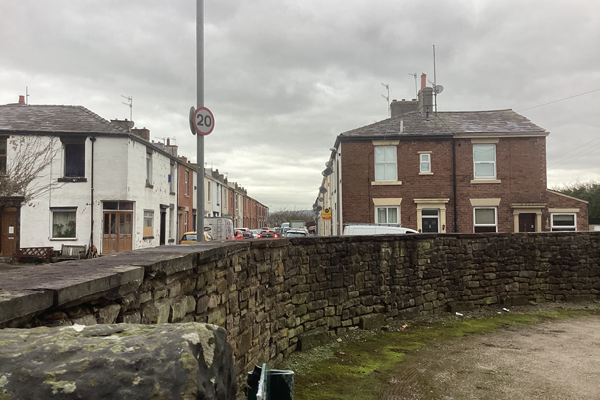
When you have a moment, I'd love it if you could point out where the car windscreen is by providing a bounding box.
[182,234,197,241]
[286,232,306,237]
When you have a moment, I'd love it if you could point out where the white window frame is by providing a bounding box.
[375,206,400,225]
[374,146,397,181]
[146,151,153,187]
[473,207,498,233]
[184,170,189,196]
[0,137,7,175]
[473,144,496,179]
[420,153,431,173]
[551,213,577,232]
[51,208,77,239]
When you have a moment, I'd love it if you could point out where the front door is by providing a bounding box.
[0,207,17,257]
[102,211,133,254]
[422,209,439,233]
[519,213,536,232]
[159,210,166,245]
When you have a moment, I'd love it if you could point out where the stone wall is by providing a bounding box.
[1,232,600,392]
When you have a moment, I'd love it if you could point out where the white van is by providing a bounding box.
[342,224,419,236]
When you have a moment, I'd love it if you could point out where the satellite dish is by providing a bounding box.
[434,85,444,94]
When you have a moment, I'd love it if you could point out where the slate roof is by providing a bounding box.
[0,104,126,134]
[340,109,548,139]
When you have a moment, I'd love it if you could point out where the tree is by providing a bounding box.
[554,180,600,219]
[267,207,314,227]
[0,135,62,207]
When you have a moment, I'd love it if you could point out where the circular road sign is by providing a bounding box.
[193,107,215,136]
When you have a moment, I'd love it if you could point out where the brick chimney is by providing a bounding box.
[417,73,433,118]
[18,95,25,105]
[390,99,418,118]
[131,127,150,140]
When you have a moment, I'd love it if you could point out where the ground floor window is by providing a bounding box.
[551,213,576,231]
[376,206,399,225]
[473,207,497,233]
[52,209,77,238]
[143,210,154,238]
[421,209,439,233]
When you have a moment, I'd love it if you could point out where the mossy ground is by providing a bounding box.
[279,303,600,400]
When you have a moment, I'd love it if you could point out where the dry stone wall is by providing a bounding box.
[1,232,600,392]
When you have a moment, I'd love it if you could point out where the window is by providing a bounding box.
[184,211,188,232]
[0,137,6,174]
[551,213,576,231]
[64,142,85,177]
[146,151,153,187]
[420,153,431,173]
[169,163,176,193]
[376,206,399,225]
[52,209,77,238]
[473,144,496,179]
[185,171,189,195]
[143,210,154,238]
[473,207,497,233]
[207,181,211,201]
[375,146,397,181]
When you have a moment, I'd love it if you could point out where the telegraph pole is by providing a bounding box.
[196,0,205,241]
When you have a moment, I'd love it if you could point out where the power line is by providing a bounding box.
[549,139,600,169]
[517,88,600,112]
[548,135,600,166]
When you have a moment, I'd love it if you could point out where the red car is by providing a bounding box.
[227,230,245,240]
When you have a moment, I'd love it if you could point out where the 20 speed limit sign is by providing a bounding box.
[192,107,215,136]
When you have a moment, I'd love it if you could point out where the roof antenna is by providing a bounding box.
[121,95,133,127]
[409,73,417,98]
[26,86,30,105]
[430,45,444,113]
[381,83,390,117]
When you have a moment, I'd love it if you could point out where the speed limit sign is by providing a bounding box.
[192,107,215,136]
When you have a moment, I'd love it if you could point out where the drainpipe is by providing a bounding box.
[452,136,458,232]
[90,137,96,255]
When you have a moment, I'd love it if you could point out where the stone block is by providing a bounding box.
[297,327,329,351]
[359,313,385,330]
[98,304,121,324]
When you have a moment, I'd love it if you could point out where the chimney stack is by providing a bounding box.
[390,98,418,118]
[131,127,150,140]
[421,73,427,90]
[18,95,25,105]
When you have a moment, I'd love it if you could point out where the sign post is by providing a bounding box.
[196,0,205,242]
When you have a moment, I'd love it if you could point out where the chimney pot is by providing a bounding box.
[167,138,170,146]
[18,95,25,104]
[421,73,427,89]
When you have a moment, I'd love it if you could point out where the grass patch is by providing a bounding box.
[280,307,599,400]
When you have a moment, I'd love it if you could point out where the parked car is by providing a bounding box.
[226,230,244,240]
[256,229,279,239]
[179,231,213,244]
[285,229,308,238]
[250,229,261,238]
[342,224,419,236]
[236,227,254,239]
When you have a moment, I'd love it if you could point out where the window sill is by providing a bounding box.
[419,172,433,175]
[371,181,402,186]
[471,179,501,184]
[50,237,78,241]
[146,183,154,189]
[143,236,154,240]
[58,177,87,183]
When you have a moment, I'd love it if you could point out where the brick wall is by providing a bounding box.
[340,136,585,233]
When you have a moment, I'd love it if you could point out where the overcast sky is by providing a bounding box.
[1,0,599,211]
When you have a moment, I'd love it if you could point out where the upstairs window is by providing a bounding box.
[169,163,176,193]
[375,146,397,181]
[551,213,576,231]
[146,150,153,187]
[420,153,431,173]
[185,170,189,195]
[64,142,85,178]
[0,137,6,174]
[473,144,496,179]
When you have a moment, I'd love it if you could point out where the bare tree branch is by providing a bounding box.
[0,135,62,207]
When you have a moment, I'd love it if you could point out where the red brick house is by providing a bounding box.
[316,75,588,235]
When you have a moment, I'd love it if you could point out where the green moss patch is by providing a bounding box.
[281,307,599,400]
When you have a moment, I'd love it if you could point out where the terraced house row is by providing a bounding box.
[0,96,268,257]
[316,74,588,235]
